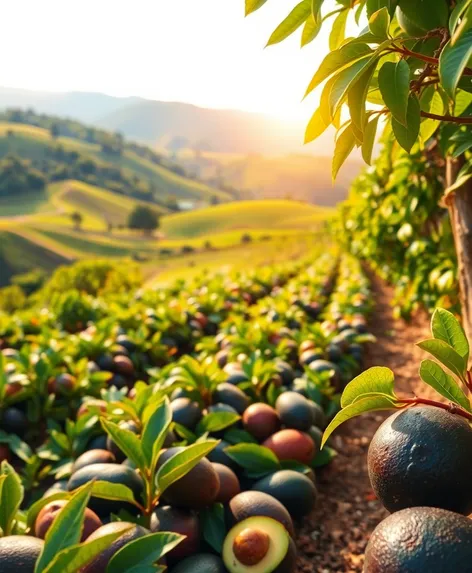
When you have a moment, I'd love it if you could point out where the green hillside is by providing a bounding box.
[161,200,332,239]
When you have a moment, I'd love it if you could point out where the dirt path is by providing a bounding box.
[296,273,431,572]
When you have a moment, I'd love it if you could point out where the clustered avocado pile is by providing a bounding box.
[0,250,373,572]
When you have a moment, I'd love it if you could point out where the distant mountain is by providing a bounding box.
[0,86,333,156]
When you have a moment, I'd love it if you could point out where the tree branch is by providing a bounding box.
[421,111,472,124]
[399,397,472,421]
[390,45,472,76]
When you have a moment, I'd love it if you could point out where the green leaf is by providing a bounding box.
[304,107,330,144]
[107,532,185,573]
[301,14,322,46]
[157,441,218,494]
[332,124,356,181]
[378,60,410,126]
[101,419,146,474]
[348,62,378,130]
[341,367,396,408]
[449,0,472,34]
[90,481,140,506]
[329,9,349,51]
[196,412,240,435]
[245,0,269,16]
[432,308,469,360]
[141,398,172,470]
[27,492,70,529]
[312,0,323,21]
[201,503,226,553]
[362,115,379,164]
[305,44,373,98]
[322,395,402,448]
[223,428,258,445]
[455,89,472,115]
[224,443,280,474]
[417,338,467,380]
[0,462,24,536]
[392,95,420,152]
[440,31,472,98]
[0,432,33,463]
[366,0,398,18]
[419,360,471,412]
[35,483,93,573]
[266,0,312,46]
[311,446,337,467]
[42,529,129,573]
[369,8,390,38]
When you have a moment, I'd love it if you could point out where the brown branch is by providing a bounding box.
[399,397,472,421]
[421,111,472,124]
[390,45,472,76]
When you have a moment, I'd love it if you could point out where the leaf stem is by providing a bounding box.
[420,111,472,124]
[390,45,472,76]
[399,397,472,421]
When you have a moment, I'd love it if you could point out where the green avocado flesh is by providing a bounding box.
[223,516,289,573]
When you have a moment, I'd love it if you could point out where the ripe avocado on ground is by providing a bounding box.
[0,535,44,573]
[364,506,472,573]
[368,405,472,514]
[242,404,281,442]
[169,553,228,573]
[275,392,314,431]
[170,398,202,430]
[251,470,317,519]
[214,383,251,414]
[223,516,295,573]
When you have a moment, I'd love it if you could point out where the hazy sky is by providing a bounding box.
[0,0,342,120]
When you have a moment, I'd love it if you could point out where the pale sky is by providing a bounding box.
[0,0,341,121]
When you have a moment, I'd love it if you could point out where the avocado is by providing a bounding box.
[72,449,116,473]
[263,430,316,465]
[0,535,44,572]
[368,405,472,514]
[81,522,150,573]
[1,407,28,436]
[242,403,281,442]
[274,361,295,386]
[223,516,295,573]
[67,463,143,517]
[299,350,323,367]
[43,480,68,498]
[251,470,317,519]
[214,463,241,504]
[214,383,250,414]
[275,392,314,432]
[158,447,220,509]
[226,491,295,538]
[307,426,323,450]
[307,360,341,390]
[208,440,239,471]
[112,355,135,377]
[169,553,228,573]
[77,399,107,418]
[307,402,325,429]
[106,420,139,462]
[226,371,250,386]
[49,372,75,394]
[35,499,102,541]
[208,403,239,416]
[364,506,472,572]
[171,398,202,430]
[86,434,108,450]
[150,505,201,565]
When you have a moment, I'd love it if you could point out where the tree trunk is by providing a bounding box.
[445,156,472,343]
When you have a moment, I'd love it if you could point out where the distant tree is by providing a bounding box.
[70,211,83,231]
[241,233,252,244]
[50,123,60,139]
[105,219,113,234]
[211,195,219,206]
[127,206,160,235]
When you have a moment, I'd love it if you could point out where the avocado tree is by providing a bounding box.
[243,0,472,335]
[127,205,160,235]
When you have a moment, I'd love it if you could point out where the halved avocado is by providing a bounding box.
[223,516,292,573]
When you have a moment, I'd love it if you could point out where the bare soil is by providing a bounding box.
[295,273,432,572]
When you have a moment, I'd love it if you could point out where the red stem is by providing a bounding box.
[420,111,472,124]
[399,397,472,421]
[390,45,472,76]
[467,371,472,393]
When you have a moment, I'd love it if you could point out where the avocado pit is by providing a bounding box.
[233,528,270,566]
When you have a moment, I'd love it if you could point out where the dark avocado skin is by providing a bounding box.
[364,506,472,573]
[275,392,314,431]
[368,406,472,514]
[214,383,250,414]
[274,537,297,573]
[71,449,116,473]
[81,522,149,573]
[251,470,317,519]
[226,490,295,538]
[171,398,202,430]
[67,463,143,517]
[169,553,228,573]
[150,506,201,564]
[0,536,44,572]
[207,440,239,471]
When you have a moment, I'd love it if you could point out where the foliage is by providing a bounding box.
[0,154,46,197]
[0,284,27,313]
[127,205,160,234]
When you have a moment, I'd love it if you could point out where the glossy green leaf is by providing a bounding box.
[305,44,373,98]
[369,8,390,38]
[101,419,146,473]
[455,89,472,115]
[201,503,226,553]
[301,14,322,46]
[266,0,312,46]
[329,9,349,51]
[35,483,93,573]
[196,412,240,435]
[107,532,184,572]
[311,446,337,467]
[0,462,23,536]
[141,398,172,470]
[27,492,70,529]
[223,428,258,445]
[224,443,280,473]
[42,529,129,573]
[332,124,356,181]
[392,95,420,152]
[90,481,139,506]
[362,115,379,164]
[245,0,269,16]
[348,62,378,130]
[451,4,472,44]
[322,395,402,448]
[157,441,218,494]
[417,338,467,380]
[378,60,410,126]
[304,107,330,144]
[431,308,469,360]
[312,0,324,21]
[341,367,396,408]
[366,0,398,18]
[450,0,472,34]
[439,31,472,98]
[419,360,471,412]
